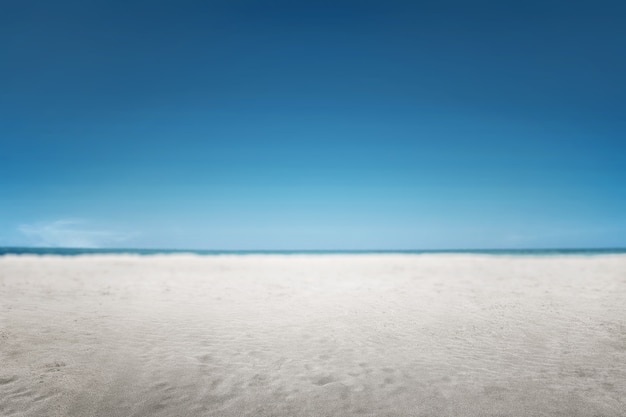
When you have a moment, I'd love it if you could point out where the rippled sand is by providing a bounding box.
[1,255,625,416]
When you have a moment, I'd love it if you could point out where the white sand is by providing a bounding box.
[1,254,625,417]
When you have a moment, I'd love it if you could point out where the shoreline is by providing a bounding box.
[2,247,626,258]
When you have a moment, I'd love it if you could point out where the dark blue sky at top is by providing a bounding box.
[1,0,625,249]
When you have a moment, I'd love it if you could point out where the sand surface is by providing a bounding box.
[1,254,625,416]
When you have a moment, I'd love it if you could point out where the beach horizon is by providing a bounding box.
[2,246,626,256]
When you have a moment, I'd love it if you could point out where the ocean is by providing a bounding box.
[1,247,625,256]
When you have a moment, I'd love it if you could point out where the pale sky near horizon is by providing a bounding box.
[1,0,625,250]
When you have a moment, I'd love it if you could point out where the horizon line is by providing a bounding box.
[2,246,626,253]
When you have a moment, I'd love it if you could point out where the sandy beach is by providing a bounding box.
[1,254,625,416]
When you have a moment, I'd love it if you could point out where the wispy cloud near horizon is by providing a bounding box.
[18,219,134,248]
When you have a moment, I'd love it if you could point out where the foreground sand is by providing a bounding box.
[1,254,625,417]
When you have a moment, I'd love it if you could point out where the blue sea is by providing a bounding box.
[1,247,625,256]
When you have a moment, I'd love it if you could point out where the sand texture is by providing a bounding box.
[1,254,625,416]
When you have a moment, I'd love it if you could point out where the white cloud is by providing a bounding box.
[18,219,133,248]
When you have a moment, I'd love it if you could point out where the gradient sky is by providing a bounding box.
[2,0,626,249]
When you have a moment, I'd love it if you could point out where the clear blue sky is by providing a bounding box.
[1,0,625,249]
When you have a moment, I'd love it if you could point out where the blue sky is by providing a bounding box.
[1,0,625,249]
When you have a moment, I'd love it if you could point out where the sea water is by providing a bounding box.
[1,247,625,256]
